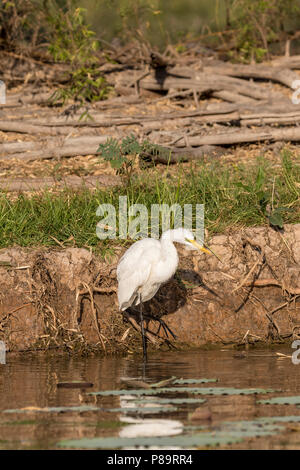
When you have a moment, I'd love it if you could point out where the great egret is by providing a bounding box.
[117,228,211,358]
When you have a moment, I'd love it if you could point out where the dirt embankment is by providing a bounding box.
[1,224,300,354]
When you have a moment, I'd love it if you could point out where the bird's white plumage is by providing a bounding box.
[117,228,201,312]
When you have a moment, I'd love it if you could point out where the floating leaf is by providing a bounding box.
[173,379,218,385]
[130,397,206,405]
[58,432,241,449]
[90,386,276,397]
[258,396,300,405]
[90,388,167,396]
[257,416,300,423]
[215,419,282,437]
[185,418,284,438]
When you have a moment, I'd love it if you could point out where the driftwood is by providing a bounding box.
[0,136,109,161]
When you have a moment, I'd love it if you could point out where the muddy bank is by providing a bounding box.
[0,224,300,354]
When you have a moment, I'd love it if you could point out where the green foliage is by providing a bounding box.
[0,1,110,103]
[47,3,99,65]
[0,150,299,250]
[108,0,161,45]
[1,0,300,67]
[51,67,109,104]
[97,134,170,183]
[234,158,294,230]
[229,0,300,62]
[0,0,45,52]
[46,2,109,104]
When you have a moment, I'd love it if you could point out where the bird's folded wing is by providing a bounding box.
[117,241,160,311]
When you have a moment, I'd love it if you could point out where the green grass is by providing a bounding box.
[0,150,299,253]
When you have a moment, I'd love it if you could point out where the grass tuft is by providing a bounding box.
[0,151,299,253]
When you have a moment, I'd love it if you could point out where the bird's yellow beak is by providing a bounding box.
[185,238,222,262]
[185,238,211,254]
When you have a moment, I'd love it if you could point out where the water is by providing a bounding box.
[0,347,300,449]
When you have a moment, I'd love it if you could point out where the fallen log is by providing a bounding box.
[0,121,74,136]
[165,126,300,147]
[212,90,257,103]
[202,64,300,89]
[2,123,300,162]
[0,136,111,160]
[271,55,300,69]
[129,72,285,101]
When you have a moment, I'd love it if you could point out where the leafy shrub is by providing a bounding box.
[229,0,300,62]
[47,2,109,103]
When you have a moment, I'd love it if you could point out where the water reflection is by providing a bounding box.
[0,347,299,449]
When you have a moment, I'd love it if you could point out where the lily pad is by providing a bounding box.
[185,418,283,438]
[173,379,218,385]
[186,416,300,433]
[216,419,282,437]
[131,397,207,405]
[257,416,300,423]
[58,432,241,449]
[90,386,276,397]
[258,396,300,405]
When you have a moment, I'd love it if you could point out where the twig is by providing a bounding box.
[232,259,261,293]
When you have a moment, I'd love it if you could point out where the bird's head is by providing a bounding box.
[163,228,221,261]
[163,228,209,253]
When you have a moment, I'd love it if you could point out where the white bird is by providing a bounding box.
[117,228,211,359]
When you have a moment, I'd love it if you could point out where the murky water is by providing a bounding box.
[0,347,300,449]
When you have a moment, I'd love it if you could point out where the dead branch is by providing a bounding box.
[202,63,300,89]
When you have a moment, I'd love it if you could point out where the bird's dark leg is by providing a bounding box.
[142,314,177,340]
[138,294,147,360]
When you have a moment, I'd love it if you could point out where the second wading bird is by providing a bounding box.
[117,228,211,359]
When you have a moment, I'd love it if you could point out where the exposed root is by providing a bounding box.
[245,279,300,295]
[80,282,107,351]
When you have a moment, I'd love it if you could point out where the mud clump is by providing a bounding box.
[0,224,300,354]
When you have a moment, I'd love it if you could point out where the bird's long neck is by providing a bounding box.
[148,230,180,284]
[160,230,179,264]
